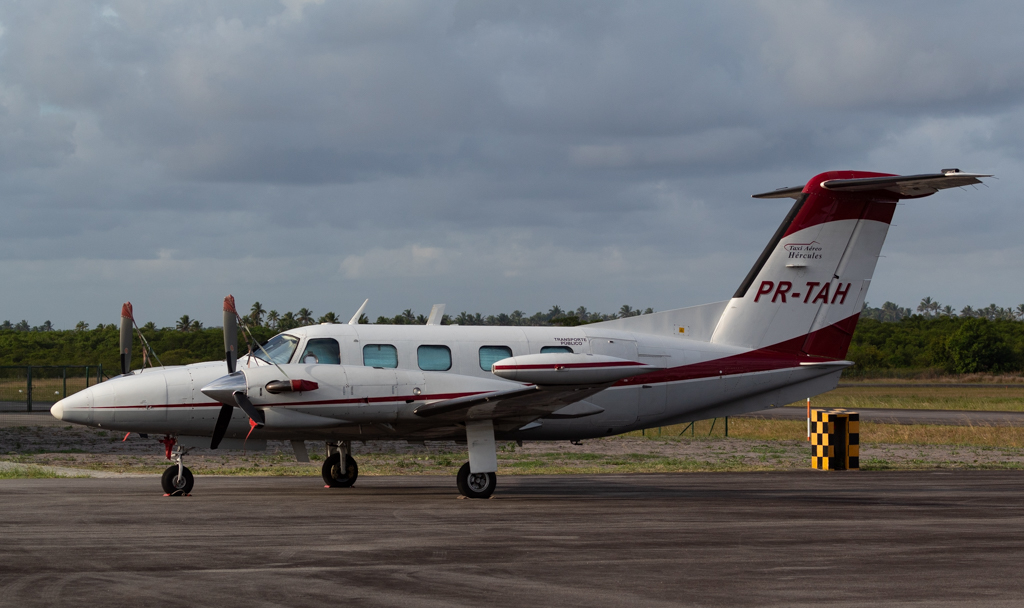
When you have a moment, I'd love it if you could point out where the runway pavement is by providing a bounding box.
[1,471,1023,607]
[738,406,1024,426]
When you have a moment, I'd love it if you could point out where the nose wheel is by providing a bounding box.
[160,440,194,496]
[456,462,496,499]
[161,464,194,495]
[322,441,358,488]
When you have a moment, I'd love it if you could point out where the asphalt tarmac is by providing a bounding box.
[2,471,1023,607]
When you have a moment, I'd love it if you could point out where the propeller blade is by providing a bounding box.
[233,390,265,426]
[223,295,238,374]
[119,302,134,375]
[210,404,234,449]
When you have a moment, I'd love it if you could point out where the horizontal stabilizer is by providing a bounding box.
[753,169,991,200]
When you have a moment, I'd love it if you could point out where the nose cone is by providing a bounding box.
[201,371,247,403]
[50,389,93,425]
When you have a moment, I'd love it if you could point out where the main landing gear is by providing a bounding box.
[159,437,194,496]
[456,462,496,499]
[457,420,499,499]
[322,440,359,488]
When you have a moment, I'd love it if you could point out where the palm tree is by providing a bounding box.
[575,306,588,322]
[249,302,266,327]
[618,304,636,318]
[176,315,192,331]
[266,310,280,330]
[941,305,955,317]
[960,305,976,318]
[511,310,524,325]
[190,319,203,332]
[143,321,156,331]
[1016,304,1024,320]
[880,302,902,323]
[454,311,471,325]
[358,314,369,324]
[547,305,564,321]
[75,321,89,332]
[318,312,339,324]
[296,308,314,326]
[917,297,936,317]
[279,311,297,330]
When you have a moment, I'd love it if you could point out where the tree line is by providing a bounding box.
[4,297,1024,376]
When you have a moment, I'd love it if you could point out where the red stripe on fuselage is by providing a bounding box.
[616,313,859,386]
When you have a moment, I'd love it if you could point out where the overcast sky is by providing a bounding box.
[0,1,1021,328]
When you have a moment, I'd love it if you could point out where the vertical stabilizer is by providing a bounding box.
[711,171,899,358]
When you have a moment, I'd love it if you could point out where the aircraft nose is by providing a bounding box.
[50,401,63,421]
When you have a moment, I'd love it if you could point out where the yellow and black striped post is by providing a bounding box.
[810,409,859,470]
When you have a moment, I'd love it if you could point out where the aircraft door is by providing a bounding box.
[588,337,639,360]
[638,383,667,422]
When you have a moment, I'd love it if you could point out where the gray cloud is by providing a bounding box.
[0,0,1021,328]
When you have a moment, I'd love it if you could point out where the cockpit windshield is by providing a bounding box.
[253,334,300,365]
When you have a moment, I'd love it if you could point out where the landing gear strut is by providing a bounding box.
[160,440,194,496]
[457,420,498,499]
[322,440,358,488]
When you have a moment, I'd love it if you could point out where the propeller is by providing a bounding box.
[223,295,238,374]
[212,295,241,449]
[119,302,133,376]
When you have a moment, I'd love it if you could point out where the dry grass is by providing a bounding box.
[789,385,1024,412]
[629,417,1024,448]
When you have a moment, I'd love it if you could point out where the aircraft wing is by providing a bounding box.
[413,384,611,424]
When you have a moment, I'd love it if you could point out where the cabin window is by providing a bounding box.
[418,345,452,371]
[255,334,300,365]
[479,345,512,371]
[363,344,398,368]
[541,345,574,354]
[301,338,340,364]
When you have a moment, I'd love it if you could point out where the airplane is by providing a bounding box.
[49,169,990,498]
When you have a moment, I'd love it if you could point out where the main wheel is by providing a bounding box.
[322,452,359,488]
[161,465,194,495]
[456,462,496,499]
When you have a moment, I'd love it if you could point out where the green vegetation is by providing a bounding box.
[847,316,1024,374]
[3,296,1024,375]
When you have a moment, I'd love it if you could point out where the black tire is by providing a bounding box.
[161,465,194,495]
[456,462,496,499]
[322,452,359,488]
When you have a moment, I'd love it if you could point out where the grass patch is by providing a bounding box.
[789,385,1024,412]
[0,465,81,479]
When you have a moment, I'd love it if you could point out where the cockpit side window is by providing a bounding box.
[540,345,574,354]
[301,338,341,364]
[363,344,398,368]
[255,334,300,365]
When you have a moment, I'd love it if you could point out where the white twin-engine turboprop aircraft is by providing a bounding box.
[51,169,989,498]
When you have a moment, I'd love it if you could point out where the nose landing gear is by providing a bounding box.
[159,438,194,496]
[322,440,358,488]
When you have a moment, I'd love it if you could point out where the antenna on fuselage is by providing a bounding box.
[348,299,369,325]
[425,304,446,326]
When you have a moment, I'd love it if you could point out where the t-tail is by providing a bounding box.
[710,169,990,359]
